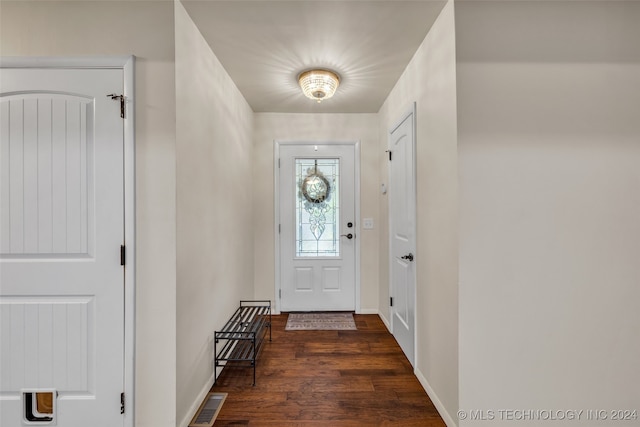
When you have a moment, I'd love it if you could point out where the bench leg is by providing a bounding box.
[214,338,217,385]
[252,336,256,386]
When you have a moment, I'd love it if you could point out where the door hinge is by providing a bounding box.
[278,224,281,234]
[390,297,394,307]
[120,245,126,266]
[386,150,392,161]
[278,158,281,168]
[120,392,125,414]
[279,289,281,299]
[107,94,126,119]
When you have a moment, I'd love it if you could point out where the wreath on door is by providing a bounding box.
[301,173,330,204]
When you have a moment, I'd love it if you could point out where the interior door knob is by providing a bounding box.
[340,233,354,240]
[401,253,414,262]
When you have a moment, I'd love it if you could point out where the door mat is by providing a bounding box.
[285,312,357,331]
[189,392,227,427]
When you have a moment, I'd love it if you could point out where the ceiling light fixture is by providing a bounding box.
[298,69,340,103]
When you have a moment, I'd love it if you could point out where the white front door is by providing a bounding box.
[0,68,125,426]
[278,143,357,312]
[389,105,417,366]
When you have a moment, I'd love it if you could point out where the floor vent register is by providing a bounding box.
[189,392,227,427]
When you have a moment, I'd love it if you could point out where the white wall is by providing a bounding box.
[0,2,178,425]
[253,113,380,312]
[174,3,254,426]
[456,2,640,425]
[378,2,458,424]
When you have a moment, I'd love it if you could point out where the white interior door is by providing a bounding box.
[389,106,416,366]
[278,143,356,312]
[0,68,125,426]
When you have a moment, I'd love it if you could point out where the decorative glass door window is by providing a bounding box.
[295,158,340,257]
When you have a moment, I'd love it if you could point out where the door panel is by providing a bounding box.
[2,297,93,392]
[279,144,356,312]
[0,68,125,427]
[389,106,416,366]
[1,94,94,257]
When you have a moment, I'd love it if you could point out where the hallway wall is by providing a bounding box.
[377,1,458,424]
[252,113,380,313]
[175,3,254,426]
[456,2,640,424]
[0,2,178,426]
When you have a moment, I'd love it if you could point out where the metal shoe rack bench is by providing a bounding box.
[214,300,271,386]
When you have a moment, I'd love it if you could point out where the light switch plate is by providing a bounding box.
[363,218,374,229]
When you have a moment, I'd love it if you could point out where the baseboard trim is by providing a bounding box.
[358,308,378,315]
[378,312,391,331]
[414,367,457,427]
[179,371,216,427]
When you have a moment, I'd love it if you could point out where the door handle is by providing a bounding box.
[401,253,414,262]
[340,233,354,240]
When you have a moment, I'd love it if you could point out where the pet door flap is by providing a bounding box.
[22,390,56,426]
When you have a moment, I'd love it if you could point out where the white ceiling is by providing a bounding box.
[181,0,447,113]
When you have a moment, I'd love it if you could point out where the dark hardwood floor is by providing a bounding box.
[211,314,446,426]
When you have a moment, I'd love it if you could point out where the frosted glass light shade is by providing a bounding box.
[298,69,340,102]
